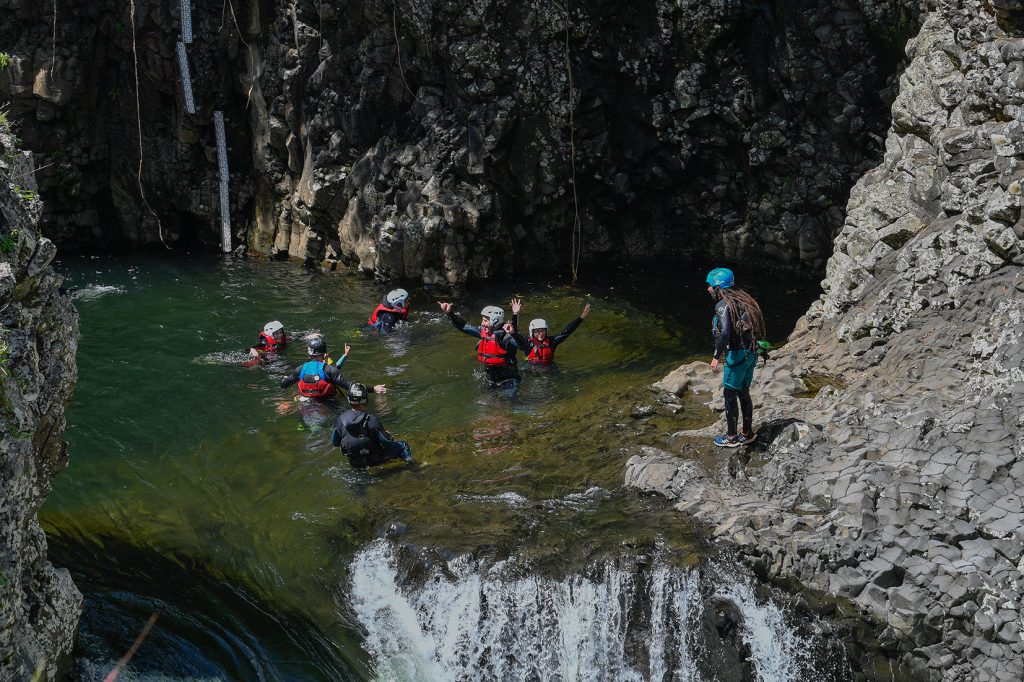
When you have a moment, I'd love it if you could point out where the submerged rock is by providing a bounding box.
[0,127,82,677]
[631,2,1024,678]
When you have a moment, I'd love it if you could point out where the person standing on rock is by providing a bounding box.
[437,298,524,393]
[706,268,766,448]
[368,288,411,332]
[511,303,591,366]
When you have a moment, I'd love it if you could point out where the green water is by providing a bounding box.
[42,256,811,679]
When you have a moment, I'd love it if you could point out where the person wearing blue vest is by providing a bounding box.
[280,338,385,399]
[706,267,766,448]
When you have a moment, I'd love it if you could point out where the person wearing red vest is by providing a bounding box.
[438,298,524,391]
[368,288,411,332]
[249,320,287,360]
[512,303,591,366]
[280,338,385,400]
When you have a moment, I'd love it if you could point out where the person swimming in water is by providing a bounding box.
[249,320,287,360]
[368,288,411,332]
[437,298,524,391]
[512,302,591,366]
[280,337,385,400]
[331,382,413,468]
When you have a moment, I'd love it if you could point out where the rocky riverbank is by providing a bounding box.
[627,2,1024,679]
[0,123,81,678]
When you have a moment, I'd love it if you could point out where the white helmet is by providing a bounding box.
[480,305,504,327]
[263,320,284,335]
[529,319,548,334]
[386,288,409,308]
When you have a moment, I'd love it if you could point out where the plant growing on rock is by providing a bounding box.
[0,229,18,254]
[0,52,10,69]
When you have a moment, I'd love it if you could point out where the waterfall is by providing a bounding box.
[349,540,849,682]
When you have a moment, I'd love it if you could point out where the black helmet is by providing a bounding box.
[307,337,327,356]
[348,383,369,405]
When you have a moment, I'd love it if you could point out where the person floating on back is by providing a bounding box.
[438,298,523,391]
[706,267,766,448]
[332,383,413,469]
[280,337,385,400]
[248,320,287,362]
[368,288,411,332]
[512,302,591,366]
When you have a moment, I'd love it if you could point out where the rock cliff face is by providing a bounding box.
[0,125,81,678]
[0,0,918,282]
[629,1,1024,678]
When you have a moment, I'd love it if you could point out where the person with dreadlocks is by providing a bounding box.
[706,267,766,448]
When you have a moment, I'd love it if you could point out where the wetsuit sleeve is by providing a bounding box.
[498,330,520,352]
[448,311,482,338]
[512,330,531,349]
[325,365,352,391]
[713,302,731,359]
[331,427,342,447]
[280,366,301,388]
[550,317,583,349]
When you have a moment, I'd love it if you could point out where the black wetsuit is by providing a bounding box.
[713,297,755,436]
[331,409,411,468]
[512,316,583,364]
[446,311,523,387]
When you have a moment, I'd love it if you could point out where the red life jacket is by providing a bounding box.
[297,361,335,399]
[527,338,555,365]
[259,331,287,351]
[477,330,510,366]
[368,304,409,326]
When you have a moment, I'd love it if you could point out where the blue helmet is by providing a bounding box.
[705,267,734,289]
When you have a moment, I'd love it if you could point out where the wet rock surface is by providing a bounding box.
[1,0,919,281]
[629,2,1024,679]
[0,129,82,677]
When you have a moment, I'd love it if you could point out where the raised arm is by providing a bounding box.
[438,301,482,338]
[550,303,589,347]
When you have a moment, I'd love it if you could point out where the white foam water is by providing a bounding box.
[71,284,126,301]
[349,539,841,682]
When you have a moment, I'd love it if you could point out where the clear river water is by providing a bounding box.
[40,255,856,681]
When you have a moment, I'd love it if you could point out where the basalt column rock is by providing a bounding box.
[4,1,920,281]
[0,123,82,678]
[250,0,922,282]
[630,1,1024,679]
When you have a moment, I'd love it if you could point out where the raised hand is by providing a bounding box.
[344,343,351,355]
[581,303,591,319]
[438,301,453,314]
[374,384,387,394]
[510,298,522,315]
[503,322,515,334]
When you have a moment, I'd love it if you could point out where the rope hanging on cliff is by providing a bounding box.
[392,1,415,97]
[564,0,582,284]
[50,0,58,76]
[129,0,169,249]
[224,0,258,107]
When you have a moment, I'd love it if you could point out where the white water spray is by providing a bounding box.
[350,540,842,682]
